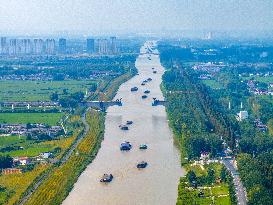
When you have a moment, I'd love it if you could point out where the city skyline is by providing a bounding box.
[0,36,119,55]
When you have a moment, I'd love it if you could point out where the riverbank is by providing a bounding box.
[19,67,137,205]
[62,41,183,205]
[159,45,238,204]
[23,110,105,205]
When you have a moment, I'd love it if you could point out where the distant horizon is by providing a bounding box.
[1,29,273,39]
[1,0,273,38]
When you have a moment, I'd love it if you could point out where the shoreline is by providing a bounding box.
[19,67,137,205]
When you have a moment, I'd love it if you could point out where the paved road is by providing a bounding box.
[222,159,248,205]
[61,110,90,163]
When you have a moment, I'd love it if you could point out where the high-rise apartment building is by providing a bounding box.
[45,39,55,55]
[0,37,8,55]
[9,39,17,55]
[58,38,66,54]
[110,36,117,54]
[33,39,44,54]
[97,39,108,54]
[20,39,32,54]
[86,38,95,53]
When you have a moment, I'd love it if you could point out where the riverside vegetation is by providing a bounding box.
[159,40,273,204]
[0,51,138,205]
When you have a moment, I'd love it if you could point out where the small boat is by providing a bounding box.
[137,161,148,169]
[120,141,132,151]
[100,174,113,183]
[126,120,133,125]
[131,87,138,92]
[142,95,148,99]
[119,125,129,130]
[144,90,150,94]
[141,82,145,86]
[153,71,157,74]
[139,144,148,150]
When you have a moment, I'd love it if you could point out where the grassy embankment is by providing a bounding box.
[24,110,104,205]
[0,130,80,205]
[160,64,236,205]
[21,66,136,204]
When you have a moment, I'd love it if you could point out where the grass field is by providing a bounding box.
[0,80,96,101]
[177,178,231,205]
[0,113,63,125]
[177,163,233,205]
[25,110,104,205]
[242,76,273,84]
[0,134,77,157]
[202,79,223,89]
[0,135,27,148]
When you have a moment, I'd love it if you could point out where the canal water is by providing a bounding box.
[63,41,184,205]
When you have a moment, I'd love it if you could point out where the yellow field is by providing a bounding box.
[0,164,50,205]
[25,110,104,205]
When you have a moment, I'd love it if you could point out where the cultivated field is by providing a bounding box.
[0,113,63,125]
[0,80,96,101]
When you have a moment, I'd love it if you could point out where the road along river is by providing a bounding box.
[63,41,185,205]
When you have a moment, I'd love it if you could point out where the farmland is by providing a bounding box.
[0,135,27,148]
[24,110,105,205]
[0,135,76,157]
[0,113,63,125]
[0,164,50,205]
[202,79,223,90]
[0,80,96,102]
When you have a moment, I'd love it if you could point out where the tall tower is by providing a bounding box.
[86,38,95,53]
[33,39,44,55]
[58,38,67,54]
[110,36,117,54]
[20,39,32,55]
[9,39,17,55]
[45,39,55,55]
[98,39,108,54]
[0,37,8,55]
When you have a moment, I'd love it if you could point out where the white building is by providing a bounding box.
[97,39,108,54]
[237,111,248,121]
[33,39,44,54]
[45,39,55,55]
[0,37,8,55]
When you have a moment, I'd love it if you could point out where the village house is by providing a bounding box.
[1,168,22,175]
[13,157,31,166]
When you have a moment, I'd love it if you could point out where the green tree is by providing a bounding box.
[50,92,59,101]
[207,168,215,184]
[220,167,227,182]
[267,118,273,136]
[187,170,197,183]
[0,155,13,169]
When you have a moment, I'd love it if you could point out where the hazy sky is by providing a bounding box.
[0,0,273,35]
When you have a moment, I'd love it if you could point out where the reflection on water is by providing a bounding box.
[63,42,185,205]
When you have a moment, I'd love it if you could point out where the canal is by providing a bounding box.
[63,41,184,205]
